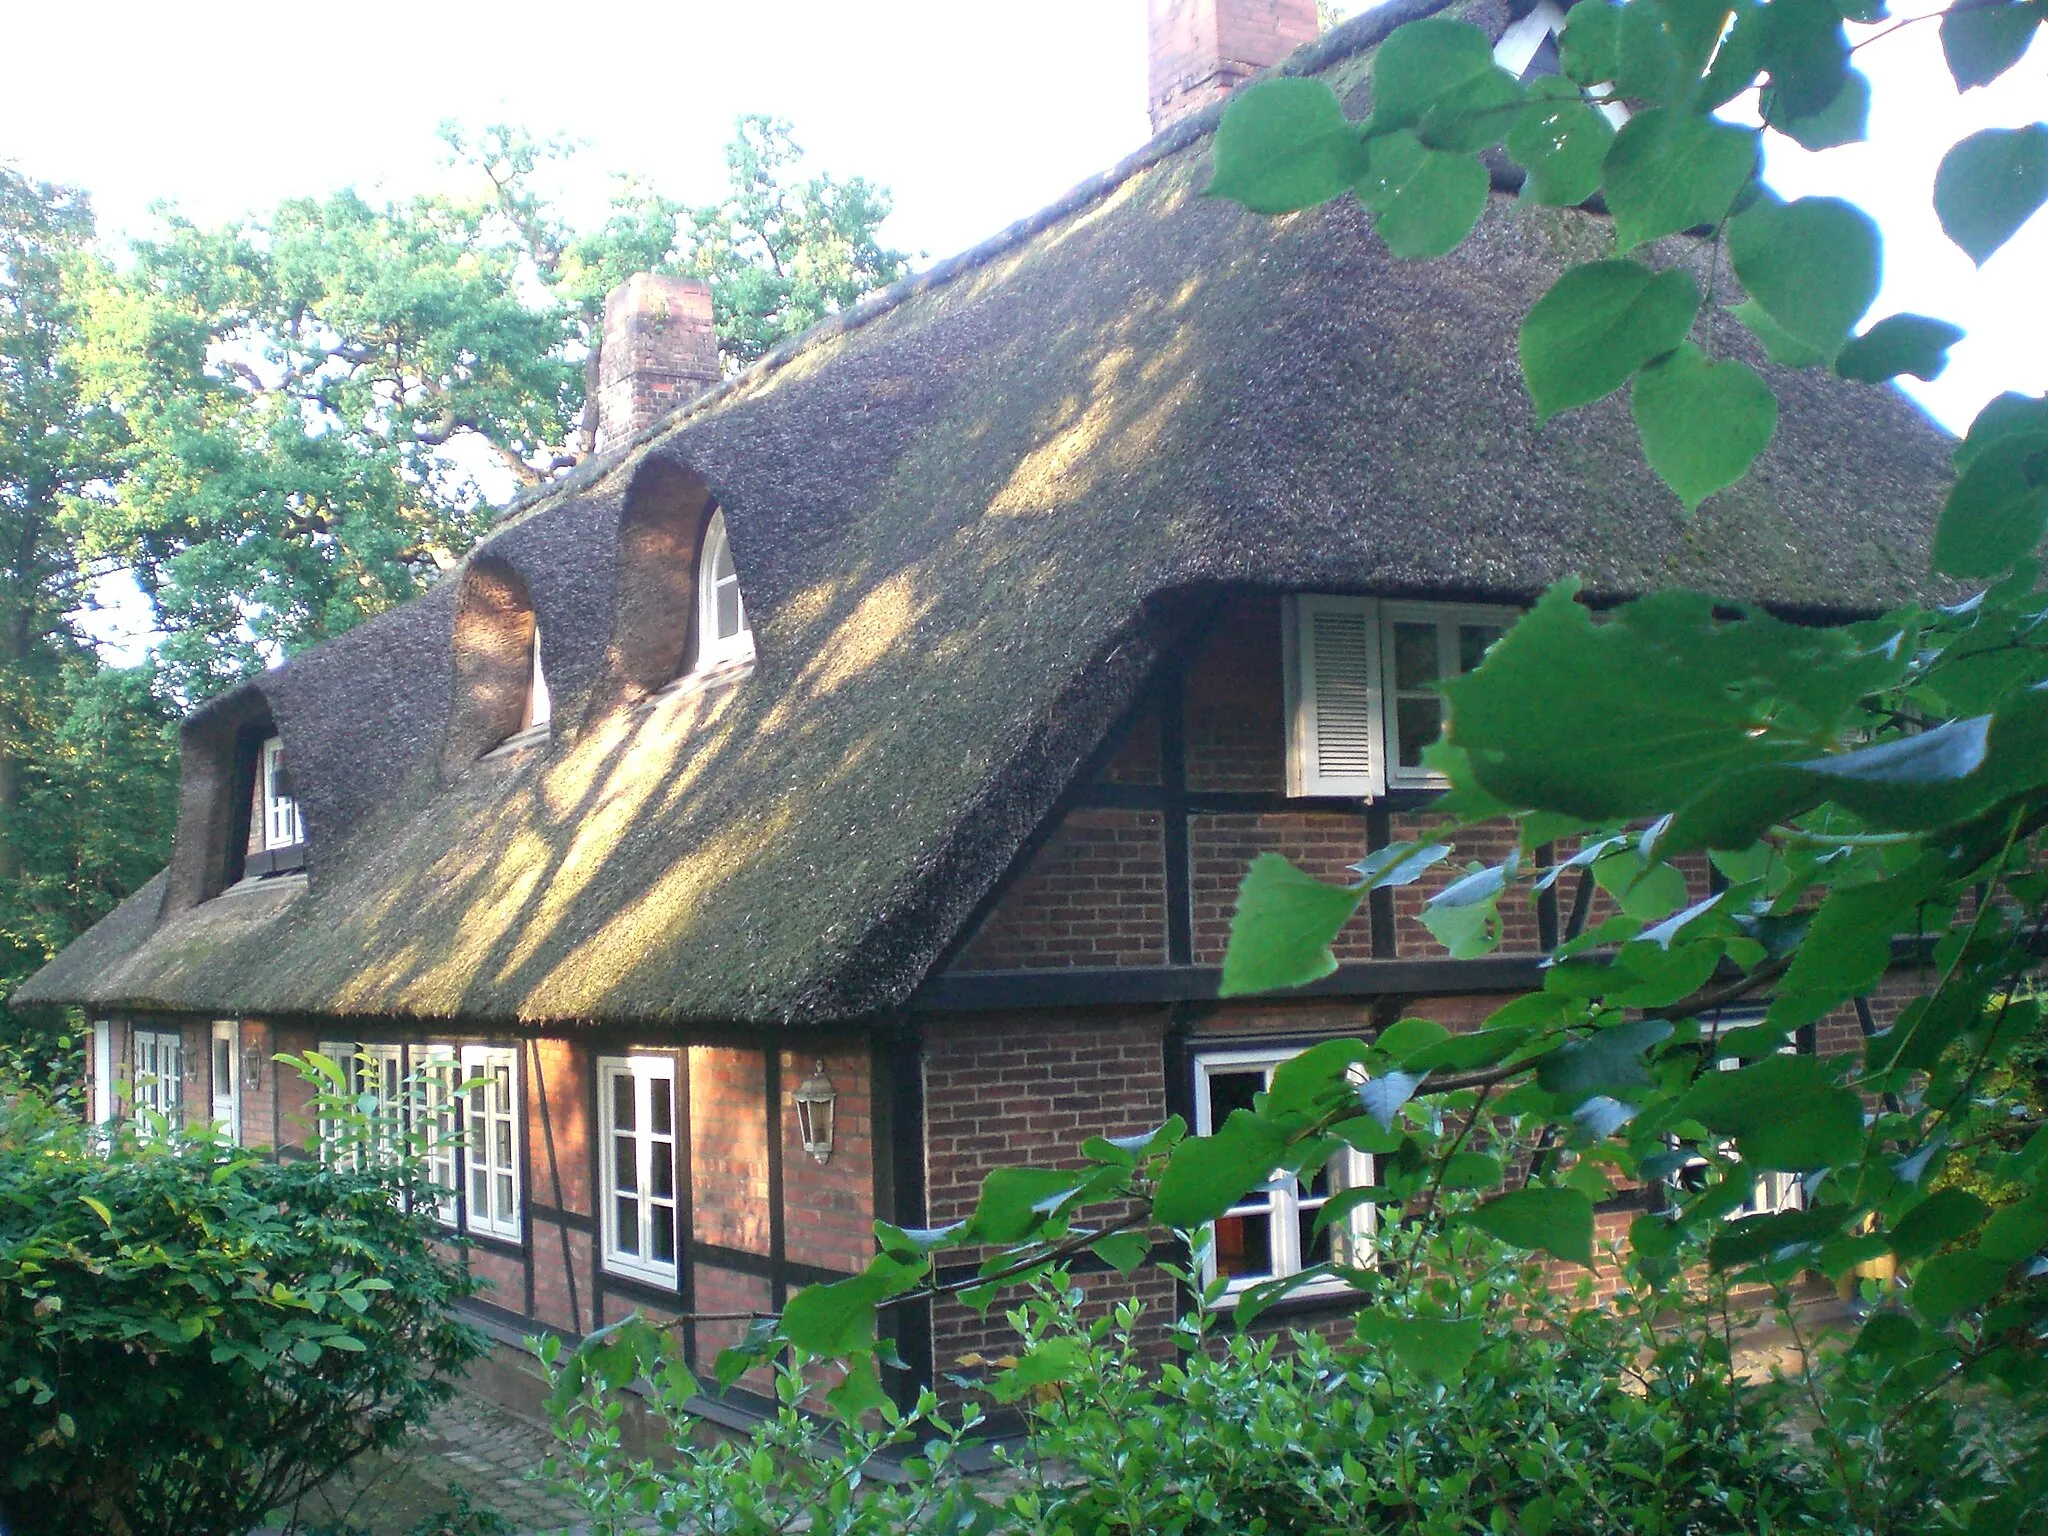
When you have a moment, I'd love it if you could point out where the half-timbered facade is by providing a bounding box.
[20,0,1954,1410]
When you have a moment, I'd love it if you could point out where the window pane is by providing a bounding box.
[494,1123,512,1165]
[1397,695,1442,768]
[713,535,735,583]
[650,1076,672,1137]
[1459,624,1504,673]
[613,1135,638,1194]
[716,579,742,639]
[612,1074,636,1132]
[496,1173,513,1217]
[615,1196,640,1255]
[652,1147,674,1202]
[652,1207,676,1265]
[1214,1210,1273,1278]
[1392,621,1438,690]
[470,1165,487,1209]
[1207,1068,1263,1124]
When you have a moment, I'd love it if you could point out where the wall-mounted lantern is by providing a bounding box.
[242,1043,268,1092]
[792,1060,837,1165]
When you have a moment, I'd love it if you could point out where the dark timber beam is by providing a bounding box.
[913,956,1547,1012]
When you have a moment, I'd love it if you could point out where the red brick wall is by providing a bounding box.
[955,808,1167,970]
[1098,701,1162,785]
[1392,814,1544,956]
[691,1045,771,1253]
[529,1039,593,1218]
[1185,593,1285,793]
[780,1045,873,1276]
[1192,812,1371,963]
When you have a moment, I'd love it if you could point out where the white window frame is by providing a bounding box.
[261,736,303,850]
[91,1019,114,1127]
[417,1045,462,1227]
[1192,1046,1375,1303]
[132,1026,183,1136]
[1379,601,1517,790]
[210,1021,241,1143]
[1493,0,1567,79]
[695,510,754,671]
[462,1044,522,1242]
[597,1055,682,1286]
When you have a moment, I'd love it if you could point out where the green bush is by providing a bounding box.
[0,1079,486,1536]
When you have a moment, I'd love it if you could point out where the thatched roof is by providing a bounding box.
[16,0,1954,1028]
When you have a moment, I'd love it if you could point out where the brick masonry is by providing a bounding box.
[593,273,720,453]
[955,808,1168,970]
[1147,0,1320,133]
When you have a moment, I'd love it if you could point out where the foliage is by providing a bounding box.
[298,1481,514,1536]
[0,1065,486,1536]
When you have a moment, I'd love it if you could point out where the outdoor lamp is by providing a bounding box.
[793,1060,837,1164]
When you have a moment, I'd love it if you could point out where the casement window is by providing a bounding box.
[210,1021,240,1143]
[695,510,754,671]
[316,1040,404,1167]
[1192,1047,1375,1301]
[260,736,303,850]
[91,1019,114,1127]
[462,1045,522,1241]
[597,1055,681,1286]
[132,1026,183,1134]
[419,1046,462,1227]
[1285,596,1515,798]
[1492,0,1566,81]
[1672,1023,1806,1219]
[486,632,553,758]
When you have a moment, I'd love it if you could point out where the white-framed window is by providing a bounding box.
[1493,0,1566,80]
[1673,1021,1806,1218]
[261,736,302,850]
[1284,596,1516,798]
[418,1045,462,1227]
[523,629,552,734]
[210,1021,240,1143]
[132,1026,183,1134]
[1193,1046,1375,1301]
[463,1044,522,1241]
[695,510,754,670]
[597,1055,681,1285]
[91,1019,114,1127]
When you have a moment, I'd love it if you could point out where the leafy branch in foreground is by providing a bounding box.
[1207,2,2045,511]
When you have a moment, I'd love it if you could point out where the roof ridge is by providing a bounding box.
[492,0,1460,528]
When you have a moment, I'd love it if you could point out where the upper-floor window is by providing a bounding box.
[1193,1046,1375,1303]
[1284,596,1517,798]
[695,510,753,671]
[260,736,303,850]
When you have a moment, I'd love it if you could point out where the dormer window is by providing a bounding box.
[695,511,754,671]
[260,736,302,849]
[483,628,552,758]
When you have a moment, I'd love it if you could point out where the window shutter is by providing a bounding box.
[1285,595,1384,799]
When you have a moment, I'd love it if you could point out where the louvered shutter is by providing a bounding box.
[1285,595,1385,798]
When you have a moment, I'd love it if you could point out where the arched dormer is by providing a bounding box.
[442,555,550,775]
[163,685,309,911]
[694,510,754,672]
[602,451,754,711]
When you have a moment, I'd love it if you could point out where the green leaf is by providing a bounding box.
[1372,17,1524,151]
[1911,1249,2010,1322]
[1354,1313,1485,1381]
[1890,1188,1992,1261]
[1933,429,2048,579]
[1440,1152,1505,1191]
[1941,1,2045,91]
[78,1196,113,1229]
[1935,124,2048,266]
[1709,1203,1851,1269]
[969,1167,1087,1244]
[1852,1311,1922,1358]
[1089,1232,1152,1275]
[1758,0,1853,118]
[1956,390,2048,473]
[1207,78,1369,214]
[1507,79,1616,206]
[1632,343,1778,511]
[1834,314,1966,384]
[1357,1071,1424,1131]
[781,1273,889,1359]
[1444,583,1908,821]
[1374,1015,1452,1061]
[1731,299,1831,369]
[1267,1038,1373,1118]
[1221,852,1365,996]
[1519,260,1701,423]
[1979,1195,2048,1264]
[1535,1017,1674,1102]
[1675,1055,1865,1170]
[989,1336,1092,1403]
[1772,67,1871,152]
[1559,0,1625,86]
[1461,1187,1596,1266]
[1728,196,1880,356]
[824,1354,893,1423]
[1358,131,1489,259]
[1604,108,1760,252]
[1155,1110,1290,1229]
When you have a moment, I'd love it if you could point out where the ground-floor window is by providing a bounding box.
[419,1046,461,1227]
[132,1026,183,1134]
[597,1054,680,1285]
[1192,1046,1375,1301]
[463,1044,522,1242]
[1670,1016,1807,1218]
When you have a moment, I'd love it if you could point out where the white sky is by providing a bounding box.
[4,1,2042,660]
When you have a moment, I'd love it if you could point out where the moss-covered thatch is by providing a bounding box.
[16,0,1953,1028]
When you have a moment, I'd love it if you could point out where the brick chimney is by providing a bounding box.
[1148,0,1320,134]
[592,273,720,454]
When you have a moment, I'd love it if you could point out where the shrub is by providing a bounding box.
[0,1078,486,1536]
